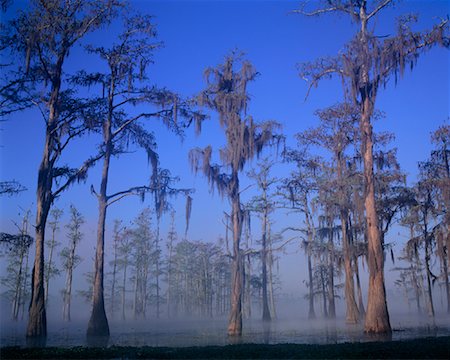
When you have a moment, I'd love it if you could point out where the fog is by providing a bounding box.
[1,287,449,348]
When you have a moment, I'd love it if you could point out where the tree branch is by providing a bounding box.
[367,0,393,21]
[52,151,104,199]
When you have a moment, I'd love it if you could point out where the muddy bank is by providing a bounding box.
[1,335,449,359]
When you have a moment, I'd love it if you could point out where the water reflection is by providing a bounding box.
[1,315,449,348]
[86,335,109,348]
[25,336,46,348]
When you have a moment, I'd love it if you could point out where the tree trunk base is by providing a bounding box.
[227,315,242,336]
[87,306,110,337]
[26,304,47,339]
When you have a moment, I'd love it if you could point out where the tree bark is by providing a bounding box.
[355,4,391,334]
[361,110,391,333]
[27,67,62,337]
[227,174,243,336]
[87,116,112,337]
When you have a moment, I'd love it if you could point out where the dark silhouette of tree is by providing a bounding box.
[296,0,449,333]
[190,52,281,336]
[2,0,122,339]
[74,13,201,336]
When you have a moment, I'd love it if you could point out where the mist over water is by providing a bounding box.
[1,296,449,348]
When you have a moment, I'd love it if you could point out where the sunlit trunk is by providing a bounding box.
[361,108,391,333]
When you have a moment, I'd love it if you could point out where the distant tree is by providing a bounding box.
[60,205,84,322]
[248,158,279,321]
[2,0,122,338]
[44,208,63,305]
[296,0,449,333]
[190,53,281,335]
[117,228,133,321]
[0,210,33,321]
[299,103,361,323]
[282,149,321,320]
[421,124,450,312]
[108,220,124,319]
[129,208,154,319]
[165,211,177,318]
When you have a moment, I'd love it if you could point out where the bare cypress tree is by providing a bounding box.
[44,208,63,306]
[108,220,124,319]
[296,0,449,333]
[61,205,84,322]
[248,158,279,321]
[190,53,281,336]
[166,211,177,318]
[2,0,122,339]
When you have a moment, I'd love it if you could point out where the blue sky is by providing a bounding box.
[1,1,449,295]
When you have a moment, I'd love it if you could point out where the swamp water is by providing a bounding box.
[1,314,449,348]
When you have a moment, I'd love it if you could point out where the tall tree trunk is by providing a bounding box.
[227,175,243,336]
[27,55,64,339]
[87,77,115,336]
[87,137,111,336]
[357,6,391,334]
[361,109,391,333]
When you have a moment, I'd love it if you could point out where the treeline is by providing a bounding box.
[0,0,448,340]
[1,205,284,323]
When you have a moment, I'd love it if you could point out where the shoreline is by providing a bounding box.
[1,335,449,359]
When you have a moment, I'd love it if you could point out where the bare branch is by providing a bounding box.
[367,0,393,21]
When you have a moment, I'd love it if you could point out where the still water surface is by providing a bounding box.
[1,314,449,348]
